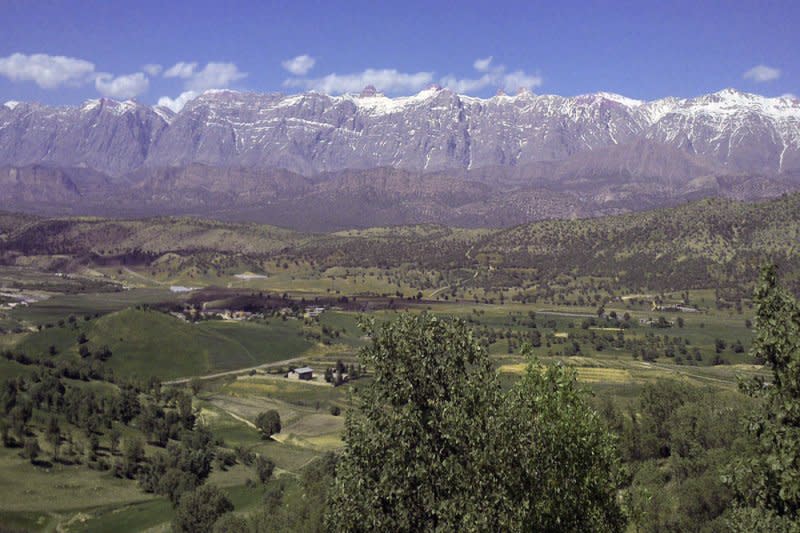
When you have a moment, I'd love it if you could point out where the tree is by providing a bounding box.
[255,410,281,440]
[254,455,275,484]
[212,513,249,533]
[327,313,624,532]
[493,361,625,532]
[103,427,118,455]
[119,436,145,478]
[117,385,140,425]
[23,438,40,464]
[173,484,234,533]
[725,265,800,526]
[160,467,200,505]
[46,416,60,459]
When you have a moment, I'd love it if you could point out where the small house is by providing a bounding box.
[290,367,314,380]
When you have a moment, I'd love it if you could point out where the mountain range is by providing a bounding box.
[1,87,799,230]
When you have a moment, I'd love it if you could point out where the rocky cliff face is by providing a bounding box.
[1,88,799,229]
[3,87,799,177]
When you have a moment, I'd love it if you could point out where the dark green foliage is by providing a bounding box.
[22,438,40,463]
[138,425,215,502]
[173,484,234,533]
[726,265,800,525]
[254,455,275,484]
[248,453,337,533]
[327,313,624,532]
[255,410,281,439]
[212,514,250,533]
[119,436,144,478]
[637,380,698,459]
[495,362,625,532]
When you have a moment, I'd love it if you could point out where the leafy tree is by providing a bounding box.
[23,438,40,464]
[173,484,234,533]
[254,455,275,484]
[495,361,625,531]
[327,313,624,532]
[637,380,697,459]
[119,436,145,478]
[212,513,249,533]
[176,392,195,430]
[109,426,121,455]
[45,416,60,458]
[117,385,141,425]
[726,265,800,525]
[160,467,200,505]
[255,410,281,440]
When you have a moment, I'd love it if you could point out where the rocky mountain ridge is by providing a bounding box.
[1,87,799,229]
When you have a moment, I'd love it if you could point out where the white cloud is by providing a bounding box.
[282,54,315,76]
[142,63,163,76]
[473,56,493,73]
[743,64,781,83]
[440,73,494,93]
[184,62,247,92]
[158,61,247,111]
[782,93,797,100]
[164,61,198,79]
[165,61,246,91]
[284,68,434,95]
[157,90,199,112]
[0,52,95,89]
[441,57,542,94]
[501,70,543,92]
[94,72,149,99]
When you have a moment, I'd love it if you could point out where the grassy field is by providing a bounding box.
[9,289,182,326]
[10,308,315,380]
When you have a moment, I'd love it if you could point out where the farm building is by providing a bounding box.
[289,367,314,380]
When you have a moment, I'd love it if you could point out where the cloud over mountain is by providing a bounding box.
[284,68,434,94]
[0,52,96,89]
[95,72,149,99]
[282,55,315,76]
[743,64,781,83]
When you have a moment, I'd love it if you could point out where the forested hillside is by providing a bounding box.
[5,194,798,292]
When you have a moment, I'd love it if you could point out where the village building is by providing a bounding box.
[288,367,314,380]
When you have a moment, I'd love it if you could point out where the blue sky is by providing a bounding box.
[1,0,797,110]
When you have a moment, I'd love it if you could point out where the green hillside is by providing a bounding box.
[13,308,313,380]
[3,193,800,294]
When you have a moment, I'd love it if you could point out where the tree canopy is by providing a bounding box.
[726,265,800,528]
[326,312,624,532]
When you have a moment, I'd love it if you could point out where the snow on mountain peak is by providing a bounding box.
[681,89,800,120]
[594,92,644,107]
[3,101,21,110]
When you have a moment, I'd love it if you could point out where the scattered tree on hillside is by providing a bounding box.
[255,410,281,440]
[173,484,234,533]
[254,455,275,484]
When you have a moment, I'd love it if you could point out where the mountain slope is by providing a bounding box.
[3,193,799,292]
[2,88,800,228]
[3,88,799,176]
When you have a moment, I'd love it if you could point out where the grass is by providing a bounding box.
[0,446,154,514]
[11,308,315,380]
[11,289,180,326]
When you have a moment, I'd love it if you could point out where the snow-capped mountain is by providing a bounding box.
[1,87,799,229]
[2,87,799,176]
